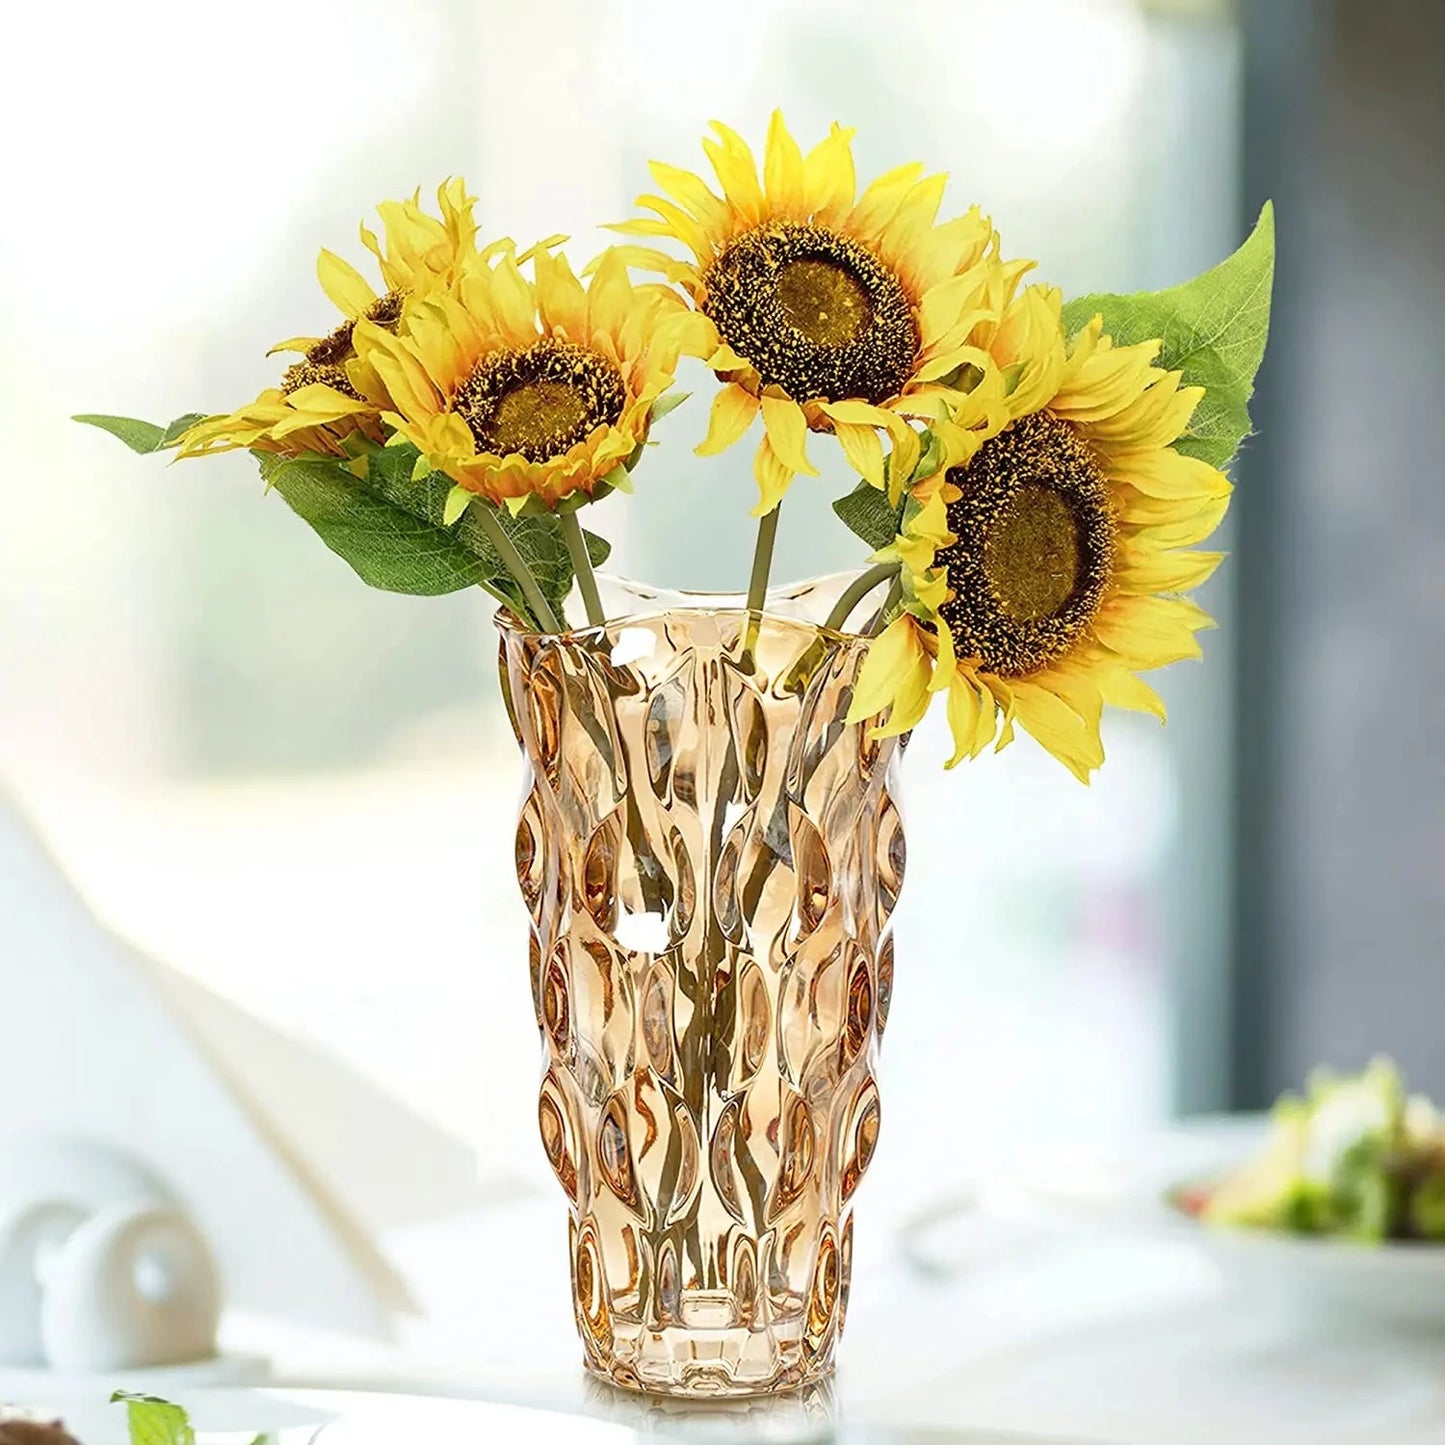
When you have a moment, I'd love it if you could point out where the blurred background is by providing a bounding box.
[0,0,1440,1254]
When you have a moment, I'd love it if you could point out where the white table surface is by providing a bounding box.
[16,1122,1445,1445]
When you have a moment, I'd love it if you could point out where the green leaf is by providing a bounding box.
[442,483,472,525]
[908,427,944,487]
[649,389,690,422]
[160,413,207,446]
[73,414,167,454]
[74,412,205,453]
[583,527,609,568]
[1060,201,1274,471]
[602,464,633,494]
[112,1392,195,1445]
[256,440,612,618]
[833,477,905,551]
[259,453,510,600]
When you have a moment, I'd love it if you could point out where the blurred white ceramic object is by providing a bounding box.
[0,1135,224,1372]
[0,1201,90,1364]
[0,1136,171,1368]
[39,1201,221,1372]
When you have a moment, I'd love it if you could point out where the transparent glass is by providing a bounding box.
[498,574,904,1397]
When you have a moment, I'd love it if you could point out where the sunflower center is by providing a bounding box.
[776,258,872,347]
[489,379,591,455]
[454,338,626,463]
[701,221,918,405]
[937,410,1114,678]
[282,289,408,398]
[280,358,360,400]
[984,485,1081,621]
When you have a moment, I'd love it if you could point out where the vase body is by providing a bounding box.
[499,581,903,1397]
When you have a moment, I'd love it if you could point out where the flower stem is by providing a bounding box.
[865,573,905,637]
[745,504,781,618]
[559,510,605,628]
[823,563,899,634]
[474,503,562,633]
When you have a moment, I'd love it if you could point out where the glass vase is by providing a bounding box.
[498,575,904,1398]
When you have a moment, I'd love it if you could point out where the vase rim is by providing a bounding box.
[493,568,879,647]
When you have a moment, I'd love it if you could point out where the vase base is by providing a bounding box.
[583,1332,835,1400]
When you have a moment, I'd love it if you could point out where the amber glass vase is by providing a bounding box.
[498,576,904,1398]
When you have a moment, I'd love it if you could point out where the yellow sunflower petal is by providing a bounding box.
[1122,492,1231,549]
[870,664,932,738]
[316,249,378,319]
[833,420,885,488]
[352,320,440,420]
[928,617,958,692]
[802,123,856,223]
[534,248,589,340]
[1094,662,1168,722]
[585,248,635,344]
[945,674,998,767]
[703,121,765,228]
[1011,681,1104,783]
[847,161,925,241]
[705,338,754,374]
[647,160,727,234]
[820,399,894,428]
[1093,595,1208,669]
[763,110,807,217]
[1114,548,1226,594]
[281,382,369,420]
[848,616,920,724]
[759,394,818,477]
[266,336,322,357]
[601,243,692,280]
[490,256,541,347]
[751,434,794,515]
[632,193,713,259]
[1107,448,1232,501]
[695,383,759,456]
[883,416,922,502]
[983,675,1017,750]
[1037,667,1105,738]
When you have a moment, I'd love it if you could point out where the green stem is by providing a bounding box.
[823,563,898,634]
[744,504,781,618]
[741,504,782,664]
[864,573,905,637]
[559,510,605,628]
[474,504,562,633]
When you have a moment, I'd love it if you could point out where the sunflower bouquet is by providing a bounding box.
[77,117,1274,1396]
[79,115,1272,779]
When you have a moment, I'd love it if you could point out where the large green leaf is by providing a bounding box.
[258,442,611,621]
[356,442,609,609]
[1060,201,1274,470]
[259,452,514,602]
[832,477,905,552]
[73,412,206,454]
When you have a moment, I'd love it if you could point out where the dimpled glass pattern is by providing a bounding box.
[498,583,903,1397]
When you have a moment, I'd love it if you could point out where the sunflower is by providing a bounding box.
[175,180,485,460]
[351,245,686,510]
[610,112,1025,514]
[849,283,1230,782]
[170,377,388,460]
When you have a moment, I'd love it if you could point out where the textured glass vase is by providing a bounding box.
[498,575,904,1398]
